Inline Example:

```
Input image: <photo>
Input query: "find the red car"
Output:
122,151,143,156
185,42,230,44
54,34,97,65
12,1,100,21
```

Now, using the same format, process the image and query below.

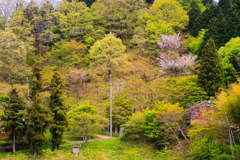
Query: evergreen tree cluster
3,66,67,156
188,0,240,50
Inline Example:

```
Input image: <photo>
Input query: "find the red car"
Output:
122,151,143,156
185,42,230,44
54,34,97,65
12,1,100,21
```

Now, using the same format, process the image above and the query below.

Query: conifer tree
49,72,68,150
26,66,50,157
190,4,217,37
4,88,26,153
187,0,201,34
198,38,225,97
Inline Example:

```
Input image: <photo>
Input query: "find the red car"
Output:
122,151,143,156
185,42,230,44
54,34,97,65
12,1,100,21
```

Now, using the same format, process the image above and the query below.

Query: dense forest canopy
0,0,240,159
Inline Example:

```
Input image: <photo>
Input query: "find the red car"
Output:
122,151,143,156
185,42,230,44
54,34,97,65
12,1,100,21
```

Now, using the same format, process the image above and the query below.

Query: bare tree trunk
115,125,118,134
86,135,88,143
159,116,188,156
229,129,234,157
13,131,15,153
177,125,190,143
224,110,236,157
34,150,37,158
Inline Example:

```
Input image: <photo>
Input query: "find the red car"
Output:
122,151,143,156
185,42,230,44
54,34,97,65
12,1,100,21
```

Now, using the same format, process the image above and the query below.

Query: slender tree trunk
86,135,88,143
13,131,15,153
177,125,190,143
159,116,188,156
224,110,236,157
229,130,234,157
34,150,37,158
115,125,118,134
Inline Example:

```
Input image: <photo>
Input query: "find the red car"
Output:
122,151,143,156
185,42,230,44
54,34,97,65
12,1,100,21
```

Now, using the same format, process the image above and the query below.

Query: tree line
0,0,240,159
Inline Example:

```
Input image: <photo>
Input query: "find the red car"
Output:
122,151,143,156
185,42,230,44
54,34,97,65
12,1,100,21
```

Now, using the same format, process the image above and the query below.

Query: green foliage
218,37,240,83
190,4,216,37
148,0,189,32
0,94,7,103
27,66,51,156
165,75,208,107
68,102,106,143
157,147,179,160
49,72,68,150
215,83,240,125
189,138,233,160
135,0,188,58
145,19,174,48
90,0,146,41
122,112,145,141
3,88,26,152
141,109,163,140
40,1,58,47
42,149,57,160
188,29,206,55
188,110,235,160
46,39,89,68
191,0,240,50
106,97,132,127
57,0,89,39
187,0,201,34
89,33,128,76
0,30,29,83
198,38,225,97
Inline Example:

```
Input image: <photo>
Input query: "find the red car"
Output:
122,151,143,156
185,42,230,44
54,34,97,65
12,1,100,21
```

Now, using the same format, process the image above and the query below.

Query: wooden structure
187,101,215,125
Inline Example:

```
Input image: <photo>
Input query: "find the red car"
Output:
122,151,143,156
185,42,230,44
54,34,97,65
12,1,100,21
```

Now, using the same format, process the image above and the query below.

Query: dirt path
67,134,110,144
94,134,110,140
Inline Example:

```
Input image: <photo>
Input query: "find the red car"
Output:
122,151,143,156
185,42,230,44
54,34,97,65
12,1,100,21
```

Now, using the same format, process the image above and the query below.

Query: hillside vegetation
0,0,240,159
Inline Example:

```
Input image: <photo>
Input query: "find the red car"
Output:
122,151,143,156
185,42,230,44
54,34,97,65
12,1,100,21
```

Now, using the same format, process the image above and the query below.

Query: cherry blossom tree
157,33,197,76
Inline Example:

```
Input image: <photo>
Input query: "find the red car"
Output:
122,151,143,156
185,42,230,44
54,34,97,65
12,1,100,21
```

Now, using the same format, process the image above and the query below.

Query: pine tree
187,0,201,34
198,38,225,97
27,66,50,157
49,72,68,150
4,88,26,153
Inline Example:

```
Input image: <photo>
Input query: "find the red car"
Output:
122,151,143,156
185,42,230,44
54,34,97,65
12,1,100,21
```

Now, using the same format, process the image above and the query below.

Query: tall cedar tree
187,0,201,34
49,72,68,150
190,4,217,37
198,38,225,97
4,88,26,153
192,0,240,54
27,66,50,157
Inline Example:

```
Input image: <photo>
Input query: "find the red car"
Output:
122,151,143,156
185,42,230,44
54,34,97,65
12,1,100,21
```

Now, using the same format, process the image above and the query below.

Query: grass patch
0,138,160,160
98,131,120,137
63,129,82,141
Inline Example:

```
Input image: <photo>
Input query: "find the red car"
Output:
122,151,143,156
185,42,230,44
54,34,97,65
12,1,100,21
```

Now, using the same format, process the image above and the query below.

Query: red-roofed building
187,101,215,125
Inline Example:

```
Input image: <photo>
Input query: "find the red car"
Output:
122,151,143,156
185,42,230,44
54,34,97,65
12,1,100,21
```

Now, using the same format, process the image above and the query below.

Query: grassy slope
0,138,160,160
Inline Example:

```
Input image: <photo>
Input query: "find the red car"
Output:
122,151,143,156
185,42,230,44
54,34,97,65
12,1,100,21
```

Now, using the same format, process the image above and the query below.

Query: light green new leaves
0,30,27,68
148,0,189,32
57,0,89,38
89,33,128,75
218,37,240,83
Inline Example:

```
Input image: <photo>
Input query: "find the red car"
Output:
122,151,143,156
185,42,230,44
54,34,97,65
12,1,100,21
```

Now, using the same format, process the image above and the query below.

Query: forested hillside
0,0,240,159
